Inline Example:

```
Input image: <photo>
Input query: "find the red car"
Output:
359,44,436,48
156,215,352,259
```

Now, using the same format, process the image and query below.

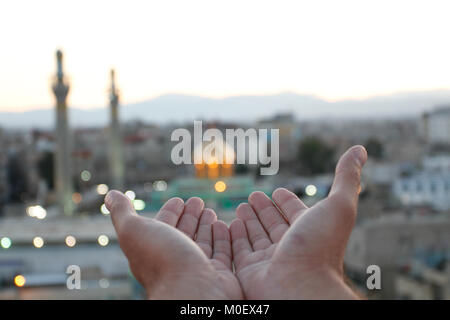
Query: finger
271,188,308,224
248,191,289,243
236,203,272,251
195,209,217,258
230,218,252,269
105,190,138,233
329,145,367,211
212,221,232,269
105,191,155,276
155,197,185,227
176,197,204,239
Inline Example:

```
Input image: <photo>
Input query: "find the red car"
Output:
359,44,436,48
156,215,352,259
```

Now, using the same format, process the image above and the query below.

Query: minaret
108,69,124,190
52,50,73,216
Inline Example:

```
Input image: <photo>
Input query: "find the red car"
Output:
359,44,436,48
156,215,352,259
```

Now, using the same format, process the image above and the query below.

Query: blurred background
0,0,449,299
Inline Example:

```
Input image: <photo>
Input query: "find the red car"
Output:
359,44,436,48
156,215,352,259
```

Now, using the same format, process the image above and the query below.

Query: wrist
297,268,359,300
267,262,359,300
146,271,229,300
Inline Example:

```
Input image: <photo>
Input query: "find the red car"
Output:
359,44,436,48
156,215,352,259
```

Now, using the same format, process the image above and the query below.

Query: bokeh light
65,235,77,247
33,236,44,248
97,184,109,195
305,184,317,197
98,235,109,246
1,237,12,249
14,275,26,287
133,199,145,211
99,278,110,289
214,181,227,193
125,190,136,200
72,192,82,204
27,205,47,219
80,170,91,182
153,180,167,192
100,204,110,215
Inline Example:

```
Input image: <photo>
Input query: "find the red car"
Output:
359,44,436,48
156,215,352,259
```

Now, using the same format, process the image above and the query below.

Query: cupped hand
105,192,243,299
229,145,367,299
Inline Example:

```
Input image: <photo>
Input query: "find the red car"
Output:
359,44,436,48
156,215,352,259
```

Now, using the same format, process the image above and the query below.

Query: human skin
228,145,367,299
106,145,367,299
105,193,243,299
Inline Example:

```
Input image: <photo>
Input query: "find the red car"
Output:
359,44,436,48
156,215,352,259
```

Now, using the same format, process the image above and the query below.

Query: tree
297,136,335,175
365,138,384,160
7,152,28,202
235,164,249,175
37,151,55,190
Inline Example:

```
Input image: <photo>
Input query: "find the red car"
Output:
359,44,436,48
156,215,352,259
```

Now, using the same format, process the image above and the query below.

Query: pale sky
1,0,450,112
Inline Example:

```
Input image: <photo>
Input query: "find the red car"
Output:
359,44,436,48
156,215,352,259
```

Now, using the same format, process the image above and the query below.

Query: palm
106,192,243,299
107,145,366,300
230,146,366,299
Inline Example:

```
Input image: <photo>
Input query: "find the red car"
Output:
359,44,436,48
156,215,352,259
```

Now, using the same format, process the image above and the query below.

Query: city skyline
1,0,450,112
2,89,450,129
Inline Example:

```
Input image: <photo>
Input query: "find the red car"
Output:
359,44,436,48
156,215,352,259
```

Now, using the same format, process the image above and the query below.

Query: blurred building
393,173,450,211
51,50,73,216
108,69,124,191
257,113,301,164
345,214,450,299
423,106,450,144
149,137,272,211
395,259,449,300
423,154,450,172
393,154,450,211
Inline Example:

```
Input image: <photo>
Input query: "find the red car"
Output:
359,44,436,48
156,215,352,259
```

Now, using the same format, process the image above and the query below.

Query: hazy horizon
1,89,448,129
1,87,450,114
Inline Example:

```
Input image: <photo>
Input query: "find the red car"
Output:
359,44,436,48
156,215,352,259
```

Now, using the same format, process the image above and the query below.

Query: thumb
105,190,137,233
329,145,367,206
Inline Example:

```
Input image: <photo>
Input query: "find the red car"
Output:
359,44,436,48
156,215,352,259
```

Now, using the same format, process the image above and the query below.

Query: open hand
105,193,243,299
229,145,367,299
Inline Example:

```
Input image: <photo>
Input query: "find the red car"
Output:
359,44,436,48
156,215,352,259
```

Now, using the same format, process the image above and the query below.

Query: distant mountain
1,90,450,129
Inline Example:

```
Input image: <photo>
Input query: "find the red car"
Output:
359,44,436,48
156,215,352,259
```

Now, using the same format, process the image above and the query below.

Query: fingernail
104,191,116,209
354,146,367,167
